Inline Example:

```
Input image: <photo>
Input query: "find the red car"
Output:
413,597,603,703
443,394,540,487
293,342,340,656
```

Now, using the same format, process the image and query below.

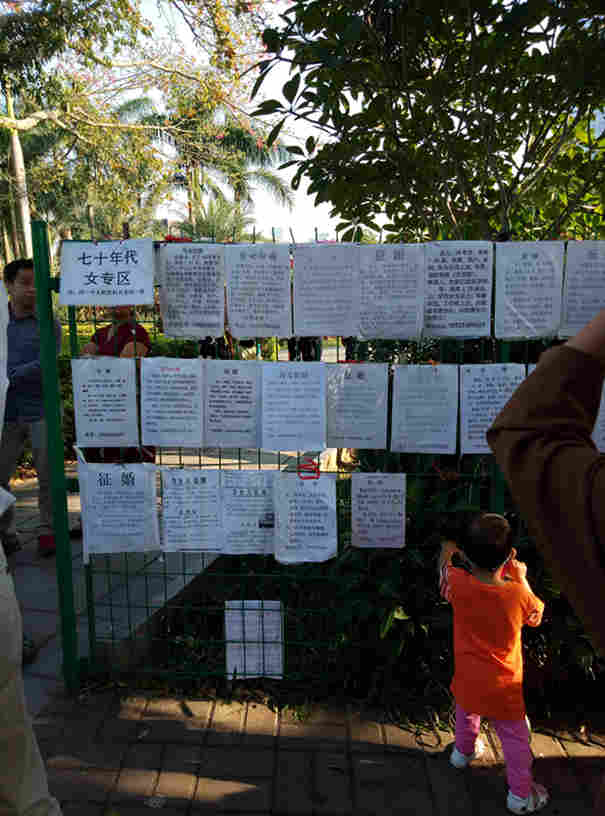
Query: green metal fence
32,220,553,696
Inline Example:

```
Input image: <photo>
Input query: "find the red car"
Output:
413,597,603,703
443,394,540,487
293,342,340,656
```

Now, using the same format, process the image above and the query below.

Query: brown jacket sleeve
487,345,605,654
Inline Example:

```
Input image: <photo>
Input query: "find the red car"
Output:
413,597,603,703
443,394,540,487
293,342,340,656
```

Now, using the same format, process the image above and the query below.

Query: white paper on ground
71,357,139,447
261,362,326,451
274,473,337,564
160,468,222,552
560,241,605,337
424,241,493,337
495,242,564,338
351,473,406,549
359,244,425,339
204,360,261,449
157,243,224,337
80,462,160,560
293,243,360,336
225,244,292,338
391,364,459,454
221,470,277,555
326,363,388,449
141,357,203,447
59,239,154,305
225,600,283,679
460,364,526,454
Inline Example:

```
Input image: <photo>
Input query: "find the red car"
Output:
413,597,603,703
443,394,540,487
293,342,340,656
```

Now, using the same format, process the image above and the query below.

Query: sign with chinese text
60,240,154,305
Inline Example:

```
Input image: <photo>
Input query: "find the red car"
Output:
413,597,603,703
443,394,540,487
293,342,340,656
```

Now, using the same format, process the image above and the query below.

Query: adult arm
487,334,605,653
8,319,62,385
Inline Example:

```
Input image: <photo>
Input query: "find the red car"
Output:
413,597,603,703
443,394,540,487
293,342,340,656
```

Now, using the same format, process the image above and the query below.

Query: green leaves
283,74,301,104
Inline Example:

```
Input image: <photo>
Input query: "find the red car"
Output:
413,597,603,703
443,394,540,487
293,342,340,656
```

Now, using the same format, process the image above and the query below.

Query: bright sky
148,0,341,242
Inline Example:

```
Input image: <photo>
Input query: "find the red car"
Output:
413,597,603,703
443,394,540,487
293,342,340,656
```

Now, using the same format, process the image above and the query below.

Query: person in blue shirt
0,259,61,558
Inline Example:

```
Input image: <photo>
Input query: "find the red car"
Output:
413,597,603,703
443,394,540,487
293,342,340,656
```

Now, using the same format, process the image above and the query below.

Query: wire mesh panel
38,227,560,700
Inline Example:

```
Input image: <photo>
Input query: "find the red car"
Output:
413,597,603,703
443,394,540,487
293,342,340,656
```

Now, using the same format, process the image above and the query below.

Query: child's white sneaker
506,784,549,814
449,738,485,769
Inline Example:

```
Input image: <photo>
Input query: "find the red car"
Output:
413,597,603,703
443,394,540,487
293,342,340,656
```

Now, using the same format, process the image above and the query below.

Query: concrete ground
7,478,605,814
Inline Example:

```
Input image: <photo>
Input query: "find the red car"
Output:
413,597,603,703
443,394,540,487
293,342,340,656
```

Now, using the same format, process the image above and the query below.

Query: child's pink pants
455,704,533,798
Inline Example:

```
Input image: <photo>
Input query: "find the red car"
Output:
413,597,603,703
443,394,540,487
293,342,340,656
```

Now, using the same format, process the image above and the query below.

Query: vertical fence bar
490,339,511,514
32,220,79,693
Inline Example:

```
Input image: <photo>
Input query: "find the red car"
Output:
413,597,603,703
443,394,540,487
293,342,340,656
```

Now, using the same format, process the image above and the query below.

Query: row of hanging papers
60,239,605,340
72,358,605,457
78,464,405,564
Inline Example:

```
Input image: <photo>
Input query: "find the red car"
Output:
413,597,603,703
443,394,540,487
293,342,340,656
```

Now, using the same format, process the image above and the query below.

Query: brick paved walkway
33,693,605,814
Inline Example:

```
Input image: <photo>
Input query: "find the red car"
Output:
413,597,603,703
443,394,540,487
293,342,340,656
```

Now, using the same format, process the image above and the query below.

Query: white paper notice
161,468,222,552
326,363,388,449
71,357,138,447
460,364,525,454
225,244,291,338
157,243,224,337
391,364,459,454
293,243,360,336
225,600,283,679
221,470,276,555
351,473,406,548
424,242,493,337
274,473,337,564
560,242,605,337
592,384,605,452
359,244,425,339
141,357,203,447
60,240,154,305
495,242,564,338
205,360,261,449
261,362,326,451
81,463,160,559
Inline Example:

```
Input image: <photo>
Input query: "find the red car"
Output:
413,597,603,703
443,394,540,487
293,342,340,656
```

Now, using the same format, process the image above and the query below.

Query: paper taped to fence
424,241,493,337
261,362,326,451
225,600,283,679
274,473,337,564
560,241,605,337
495,241,564,338
71,357,139,447
359,244,425,339
80,462,160,560
205,360,261,449
161,468,222,552
460,364,526,454
221,470,276,555
352,473,406,548
293,243,360,337
157,243,225,337
60,239,154,305
326,363,388,449
141,357,203,447
391,364,459,454
225,244,291,338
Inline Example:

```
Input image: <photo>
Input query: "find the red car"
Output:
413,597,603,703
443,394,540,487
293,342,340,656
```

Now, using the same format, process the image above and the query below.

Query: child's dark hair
460,513,513,571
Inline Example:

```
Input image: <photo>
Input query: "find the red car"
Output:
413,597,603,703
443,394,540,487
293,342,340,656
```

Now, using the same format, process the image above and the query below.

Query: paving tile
467,765,509,814
46,763,117,802
314,751,353,815
273,751,314,815
60,803,104,816
109,743,162,803
206,701,246,745
348,706,385,753
278,706,348,751
199,747,275,779
424,751,474,816
242,702,277,746
97,695,148,742
193,777,272,812
13,565,61,612
354,751,432,816
156,744,201,805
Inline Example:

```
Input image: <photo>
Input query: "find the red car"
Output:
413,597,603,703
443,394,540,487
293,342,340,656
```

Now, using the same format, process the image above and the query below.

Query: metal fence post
32,220,79,693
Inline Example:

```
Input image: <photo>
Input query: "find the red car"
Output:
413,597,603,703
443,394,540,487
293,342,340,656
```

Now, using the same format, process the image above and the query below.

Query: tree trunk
1,219,12,266
5,85,32,257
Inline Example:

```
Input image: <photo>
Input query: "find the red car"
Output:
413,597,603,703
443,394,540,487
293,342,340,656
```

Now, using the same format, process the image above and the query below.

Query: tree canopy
253,1,605,240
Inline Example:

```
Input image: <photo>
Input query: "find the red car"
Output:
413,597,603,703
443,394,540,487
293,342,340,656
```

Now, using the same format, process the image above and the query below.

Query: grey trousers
0,421,52,538
0,562,62,815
